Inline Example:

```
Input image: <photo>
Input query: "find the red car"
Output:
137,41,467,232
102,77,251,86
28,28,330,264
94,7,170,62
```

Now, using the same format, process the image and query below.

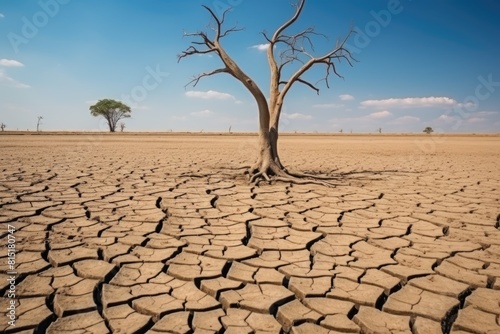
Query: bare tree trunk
251,88,274,175
269,104,284,170
108,116,115,132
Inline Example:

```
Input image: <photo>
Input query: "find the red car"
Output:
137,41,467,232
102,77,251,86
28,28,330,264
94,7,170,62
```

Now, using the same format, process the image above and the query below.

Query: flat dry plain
0,133,499,334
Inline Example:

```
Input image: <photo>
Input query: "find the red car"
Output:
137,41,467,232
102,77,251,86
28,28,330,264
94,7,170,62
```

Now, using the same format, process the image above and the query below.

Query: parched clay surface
0,133,499,333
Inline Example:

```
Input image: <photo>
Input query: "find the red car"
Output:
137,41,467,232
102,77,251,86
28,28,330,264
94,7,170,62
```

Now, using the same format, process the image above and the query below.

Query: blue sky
0,0,499,133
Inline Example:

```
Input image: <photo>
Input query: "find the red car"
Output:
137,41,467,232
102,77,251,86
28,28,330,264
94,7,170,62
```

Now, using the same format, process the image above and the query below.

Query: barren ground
1,133,499,333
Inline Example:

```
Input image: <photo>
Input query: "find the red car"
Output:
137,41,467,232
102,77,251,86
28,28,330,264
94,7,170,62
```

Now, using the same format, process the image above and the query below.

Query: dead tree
36,116,43,132
179,0,355,184
119,122,126,132
0,123,5,131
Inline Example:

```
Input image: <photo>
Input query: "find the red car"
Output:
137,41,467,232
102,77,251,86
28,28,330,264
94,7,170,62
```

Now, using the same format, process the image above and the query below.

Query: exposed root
219,165,251,171
271,176,338,187
248,161,339,187
286,169,342,180
249,163,261,175
249,170,271,183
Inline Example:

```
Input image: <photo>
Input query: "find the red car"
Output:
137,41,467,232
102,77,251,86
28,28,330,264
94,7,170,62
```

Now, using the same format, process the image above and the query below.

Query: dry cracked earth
0,133,499,334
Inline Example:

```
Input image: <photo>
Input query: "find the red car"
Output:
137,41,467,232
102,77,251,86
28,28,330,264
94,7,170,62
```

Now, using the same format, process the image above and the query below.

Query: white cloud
437,114,455,122
185,90,237,101
190,109,214,117
0,60,28,88
472,111,498,117
361,96,457,108
339,94,354,101
458,101,476,109
394,115,420,123
389,115,420,126
250,43,269,51
0,69,30,88
312,103,344,109
0,13,4,18
368,110,392,119
283,112,312,120
436,111,498,125
467,117,486,123
0,59,24,67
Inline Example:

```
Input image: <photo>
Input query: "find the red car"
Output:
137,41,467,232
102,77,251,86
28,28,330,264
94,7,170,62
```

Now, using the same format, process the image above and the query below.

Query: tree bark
269,103,284,170
108,120,115,132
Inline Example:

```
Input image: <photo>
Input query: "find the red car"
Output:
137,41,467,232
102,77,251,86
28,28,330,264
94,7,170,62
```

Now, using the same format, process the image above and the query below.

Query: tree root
285,169,342,180
270,175,338,187
249,170,270,183
248,161,339,187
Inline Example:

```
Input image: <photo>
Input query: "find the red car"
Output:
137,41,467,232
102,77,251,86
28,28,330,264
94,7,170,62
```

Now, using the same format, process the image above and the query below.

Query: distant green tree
90,99,131,132
423,126,434,134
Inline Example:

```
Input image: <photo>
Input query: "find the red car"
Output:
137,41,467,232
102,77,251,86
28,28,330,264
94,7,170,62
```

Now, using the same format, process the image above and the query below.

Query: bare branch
184,31,215,47
220,25,244,38
261,31,272,43
277,58,295,75
178,6,243,66
201,5,223,41
263,0,356,105
279,78,320,94
219,6,232,25
179,4,268,119
267,0,335,103
200,6,242,41
296,78,320,94
318,28,356,62
178,45,218,62
274,27,326,53
277,27,356,100
186,67,230,87
272,0,306,41
267,0,306,101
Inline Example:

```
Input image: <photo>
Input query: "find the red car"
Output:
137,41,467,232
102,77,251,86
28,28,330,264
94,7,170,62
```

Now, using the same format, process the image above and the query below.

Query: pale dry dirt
0,133,499,334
